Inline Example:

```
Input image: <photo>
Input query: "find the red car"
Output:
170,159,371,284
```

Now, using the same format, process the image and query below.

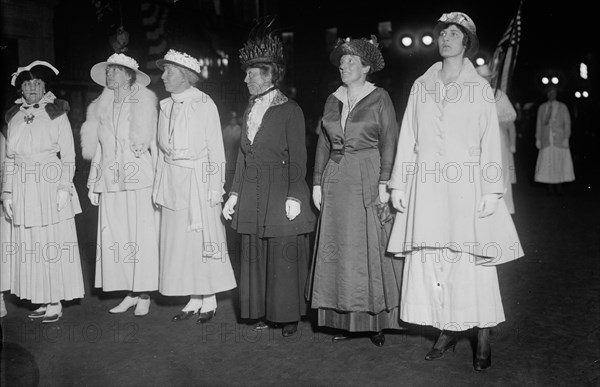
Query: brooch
24,113,35,124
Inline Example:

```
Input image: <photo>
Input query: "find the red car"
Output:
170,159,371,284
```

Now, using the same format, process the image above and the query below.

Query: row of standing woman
1,11,524,371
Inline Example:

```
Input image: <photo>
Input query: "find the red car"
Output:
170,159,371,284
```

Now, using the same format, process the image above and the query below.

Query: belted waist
13,151,59,166
329,147,378,163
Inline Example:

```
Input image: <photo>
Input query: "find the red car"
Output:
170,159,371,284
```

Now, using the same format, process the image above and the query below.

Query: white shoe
28,305,47,319
134,298,150,316
42,303,62,324
109,296,139,314
0,295,7,318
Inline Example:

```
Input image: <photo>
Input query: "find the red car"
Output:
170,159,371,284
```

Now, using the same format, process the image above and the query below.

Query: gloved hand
222,195,238,220
390,190,407,212
312,185,322,211
378,183,390,204
88,188,99,206
285,199,301,221
477,194,500,218
130,143,148,158
535,140,541,150
510,145,516,154
57,190,69,211
2,199,13,221
207,190,223,207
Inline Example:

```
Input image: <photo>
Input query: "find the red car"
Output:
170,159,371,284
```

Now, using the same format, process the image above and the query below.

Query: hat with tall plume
434,11,479,57
329,35,385,73
239,17,284,69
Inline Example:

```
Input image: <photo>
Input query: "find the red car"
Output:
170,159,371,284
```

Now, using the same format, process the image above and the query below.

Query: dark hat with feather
239,17,284,69
330,35,385,74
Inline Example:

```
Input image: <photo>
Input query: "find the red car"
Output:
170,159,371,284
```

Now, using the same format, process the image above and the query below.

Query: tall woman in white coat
388,12,524,371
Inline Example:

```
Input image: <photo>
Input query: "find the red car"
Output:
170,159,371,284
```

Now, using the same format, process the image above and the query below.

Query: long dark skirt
239,233,310,323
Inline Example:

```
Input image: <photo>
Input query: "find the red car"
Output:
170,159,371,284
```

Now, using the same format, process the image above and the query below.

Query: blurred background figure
477,64,518,213
534,86,575,194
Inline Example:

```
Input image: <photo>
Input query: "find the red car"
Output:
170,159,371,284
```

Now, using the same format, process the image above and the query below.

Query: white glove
378,183,390,204
57,190,69,211
390,190,407,212
510,145,516,154
477,194,500,218
312,185,322,211
130,143,148,158
207,190,223,207
285,199,301,221
535,140,541,150
3,199,13,221
222,195,238,220
88,188,99,206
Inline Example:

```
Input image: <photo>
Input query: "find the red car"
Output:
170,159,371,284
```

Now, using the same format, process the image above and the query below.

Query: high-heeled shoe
109,295,139,314
331,332,350,342
134,298,150,317
425,332,458,360
473,328,492,371
196,309,216,324
172,310,198,322
28,305,47,319
42,303,62,324
370,331,385,347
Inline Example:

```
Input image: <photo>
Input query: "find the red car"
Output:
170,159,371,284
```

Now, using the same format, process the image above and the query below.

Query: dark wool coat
229,90,316,237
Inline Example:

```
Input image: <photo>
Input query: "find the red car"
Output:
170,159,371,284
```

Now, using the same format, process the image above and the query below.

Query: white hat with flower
155,49,201,76
90,53,151,87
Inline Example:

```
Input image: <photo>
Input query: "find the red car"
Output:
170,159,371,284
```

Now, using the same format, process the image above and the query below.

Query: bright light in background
551,76,559,84
583,91,589,98
580,62,588,79
475,57,485,66
575,91,581,98
401,36,413,47
541,77,549,85
421,34,433,46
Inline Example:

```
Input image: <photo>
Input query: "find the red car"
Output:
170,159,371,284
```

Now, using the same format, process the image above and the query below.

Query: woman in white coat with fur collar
81,54,160,316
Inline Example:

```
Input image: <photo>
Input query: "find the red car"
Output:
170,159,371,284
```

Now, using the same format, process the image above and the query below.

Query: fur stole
4,99,70,124
80,85,158,160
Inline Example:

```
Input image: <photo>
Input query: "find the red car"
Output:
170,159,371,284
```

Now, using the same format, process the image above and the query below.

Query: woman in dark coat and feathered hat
222,22,316,337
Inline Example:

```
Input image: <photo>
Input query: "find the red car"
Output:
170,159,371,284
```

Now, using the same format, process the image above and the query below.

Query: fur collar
80,85,158,160
4,99,70,124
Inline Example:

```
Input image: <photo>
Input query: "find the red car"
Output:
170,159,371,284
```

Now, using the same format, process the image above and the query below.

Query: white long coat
388,59,523,266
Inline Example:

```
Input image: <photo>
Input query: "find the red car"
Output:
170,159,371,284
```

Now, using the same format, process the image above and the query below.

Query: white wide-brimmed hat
156,49,201,76
11,60,60,86
90,53,151,87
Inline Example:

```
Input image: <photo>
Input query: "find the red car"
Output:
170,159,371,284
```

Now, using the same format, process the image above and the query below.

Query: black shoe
282,322,298,337
172,310,197,322
370,331,385,347
331,332,350,342
473,328,492,371
196,309,216,324
474,353,492,371
425,331,458,360
253,321,269,331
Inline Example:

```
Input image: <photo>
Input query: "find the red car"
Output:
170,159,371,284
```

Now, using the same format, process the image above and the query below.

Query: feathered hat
434,11,479,58
329,35,385,73
239,17,284,69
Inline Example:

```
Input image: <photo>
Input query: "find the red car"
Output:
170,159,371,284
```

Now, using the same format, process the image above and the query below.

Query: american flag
490,0,523,93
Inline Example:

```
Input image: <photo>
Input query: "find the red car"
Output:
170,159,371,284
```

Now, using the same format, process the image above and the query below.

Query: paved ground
1,128,599,387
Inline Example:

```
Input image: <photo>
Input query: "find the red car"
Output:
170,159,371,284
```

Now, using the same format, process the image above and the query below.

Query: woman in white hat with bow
388,12,524,370
2,60,84,323
154,49,236,323
80,53,160,316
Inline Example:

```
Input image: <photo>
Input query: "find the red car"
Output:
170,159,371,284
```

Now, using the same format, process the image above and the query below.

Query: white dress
2,96,84,303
